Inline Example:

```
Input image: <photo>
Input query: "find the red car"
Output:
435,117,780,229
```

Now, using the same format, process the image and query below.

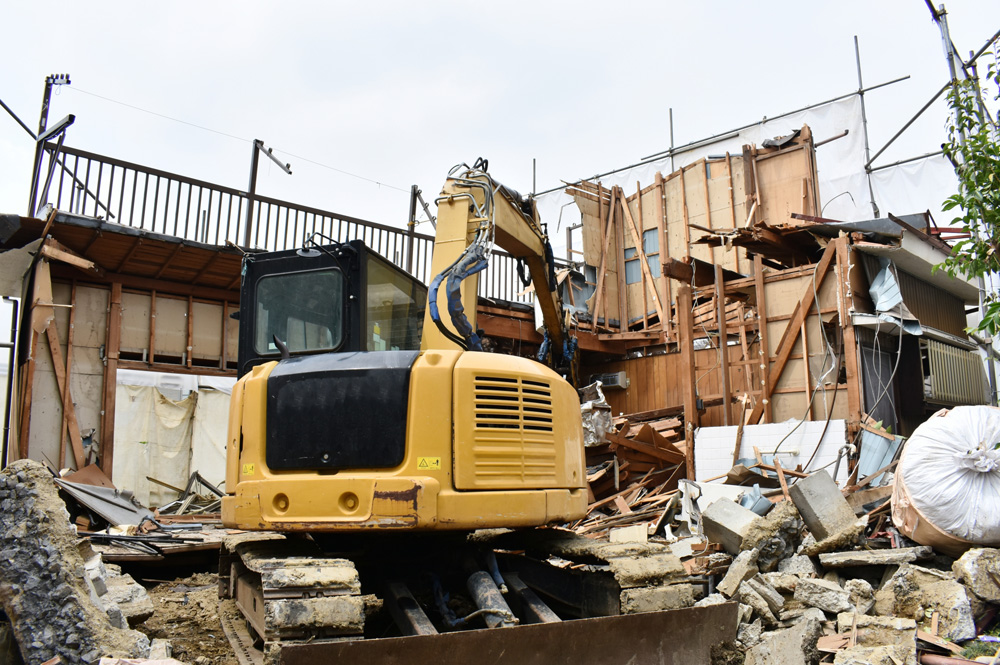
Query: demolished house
1,105,999,663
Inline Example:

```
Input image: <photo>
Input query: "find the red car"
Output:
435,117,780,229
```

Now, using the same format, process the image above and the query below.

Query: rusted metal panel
280,603,738,665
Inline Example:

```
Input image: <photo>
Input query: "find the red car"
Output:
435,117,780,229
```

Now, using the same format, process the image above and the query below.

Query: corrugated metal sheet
898,270,967,337
923,339,989,406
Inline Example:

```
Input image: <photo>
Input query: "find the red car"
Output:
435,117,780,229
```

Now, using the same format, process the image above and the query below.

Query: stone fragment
747,575,785,615
778,555,817,577
739,581,777,626
833,645,914,665
609,524,648,543
779,606,826,627
718,548,760,598
620,584,695,613
104,574,155,627
148,639,172,659
819,546,935,569
834,613,916,665
702,499,761,555
788,470,856,542
744,615,822,665
822,570,842,586
953,547,1000,603
844,578,874,614
741,501,805,572
737,618,764,648
794,577,852,614
761,572,801,595
694,593,728,607
873,564,975,642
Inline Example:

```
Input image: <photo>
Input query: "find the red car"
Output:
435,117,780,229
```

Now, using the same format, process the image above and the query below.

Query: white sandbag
892,406,1000,546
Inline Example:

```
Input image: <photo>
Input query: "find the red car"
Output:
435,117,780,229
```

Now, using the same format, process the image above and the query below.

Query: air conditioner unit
590,371,629,390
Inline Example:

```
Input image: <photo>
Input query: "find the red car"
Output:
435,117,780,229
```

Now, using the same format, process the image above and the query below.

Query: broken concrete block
761,572,800,595
738,603,754,624
818,546,935,569
702,498,761,555
778,555,817,577
844,578,875,614
609,524,648,543
104,574,155,627
607,552,686,588
84,555,108,597
737,618,764,648
953,547,1000,603
793,577,852,614
747,575,785,615
620,583,695,613
744,614,822,665
834,613,917,665
833,645,915,665
874,564,975,642
788,470,855,542
739,581,778,626
694,592,728,607
718,548,760,598
741,501,804,572
148,639,172,660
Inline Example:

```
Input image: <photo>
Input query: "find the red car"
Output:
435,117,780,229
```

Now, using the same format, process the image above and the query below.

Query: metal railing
33,143,533,303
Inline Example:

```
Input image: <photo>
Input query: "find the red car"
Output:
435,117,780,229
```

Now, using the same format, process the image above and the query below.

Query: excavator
218,161,732,663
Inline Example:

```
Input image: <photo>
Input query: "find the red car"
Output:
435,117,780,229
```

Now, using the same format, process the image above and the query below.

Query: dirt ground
140,573,239,665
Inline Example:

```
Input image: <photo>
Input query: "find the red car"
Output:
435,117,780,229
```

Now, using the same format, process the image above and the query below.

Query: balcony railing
33,143,534,304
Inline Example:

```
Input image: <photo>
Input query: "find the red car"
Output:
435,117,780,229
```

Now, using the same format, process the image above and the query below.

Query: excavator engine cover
266,350,419,470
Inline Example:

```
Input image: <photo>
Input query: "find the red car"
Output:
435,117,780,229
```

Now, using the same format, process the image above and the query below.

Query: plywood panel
121,292,151,354
192,301,223,360
155,296,188,359
755,146,814,226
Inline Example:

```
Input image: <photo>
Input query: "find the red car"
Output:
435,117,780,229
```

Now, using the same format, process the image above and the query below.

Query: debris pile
0,460,153,664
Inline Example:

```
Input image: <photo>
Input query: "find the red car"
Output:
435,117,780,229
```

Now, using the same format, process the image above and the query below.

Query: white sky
2,1,999,236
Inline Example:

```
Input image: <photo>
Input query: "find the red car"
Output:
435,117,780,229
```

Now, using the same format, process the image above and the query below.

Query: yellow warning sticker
417,456,441,471
242,463,255,475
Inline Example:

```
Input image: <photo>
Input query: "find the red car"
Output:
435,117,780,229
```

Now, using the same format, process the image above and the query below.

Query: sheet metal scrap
54,478,154,527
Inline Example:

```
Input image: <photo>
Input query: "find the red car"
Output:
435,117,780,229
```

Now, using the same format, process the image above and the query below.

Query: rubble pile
0,460,154,664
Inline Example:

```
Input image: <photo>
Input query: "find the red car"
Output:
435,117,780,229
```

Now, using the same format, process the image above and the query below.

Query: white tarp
111,385,228,508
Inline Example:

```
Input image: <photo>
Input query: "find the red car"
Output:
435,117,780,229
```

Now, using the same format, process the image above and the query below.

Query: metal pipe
466,570,518,628
855,36,879,217
2,297,20,469
868,149,945,173
865,83,950,170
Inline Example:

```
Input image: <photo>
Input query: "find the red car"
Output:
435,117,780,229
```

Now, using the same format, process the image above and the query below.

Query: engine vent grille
468,375,556,485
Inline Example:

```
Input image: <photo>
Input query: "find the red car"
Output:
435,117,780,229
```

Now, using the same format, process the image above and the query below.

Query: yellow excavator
219,161,588,650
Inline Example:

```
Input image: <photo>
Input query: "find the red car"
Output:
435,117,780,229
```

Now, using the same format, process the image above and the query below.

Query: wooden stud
774,457,791,501
747,241,838,424
732,397,748,468
621,187,665,328
59,281,78,468
45,323,86,469
100,282,122,477
614,188,628,332
678,284,699,438
116,237,143,273
836,239,863,428
801,319,813,419
679,169,691,259
725,153,738,272
154,244,185,279
17,330,40,462
186,295,194,368
754,255,773,423
715,264,731,426
654,172,671,338
221,300,229,370
592,185,615,331
636,183,648,330
701,160,716,265
148,290,157,365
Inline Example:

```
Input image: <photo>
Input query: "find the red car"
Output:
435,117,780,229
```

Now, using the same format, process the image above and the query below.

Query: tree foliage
938,51,1000,335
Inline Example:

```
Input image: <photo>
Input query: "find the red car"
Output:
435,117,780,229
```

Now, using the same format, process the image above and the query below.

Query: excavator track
220,528,735,664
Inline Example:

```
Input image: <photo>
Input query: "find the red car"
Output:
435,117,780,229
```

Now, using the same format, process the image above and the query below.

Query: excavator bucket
280,603,738,665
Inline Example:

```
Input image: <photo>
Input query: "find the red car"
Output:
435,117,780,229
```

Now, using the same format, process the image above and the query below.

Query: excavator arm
420,160,576,380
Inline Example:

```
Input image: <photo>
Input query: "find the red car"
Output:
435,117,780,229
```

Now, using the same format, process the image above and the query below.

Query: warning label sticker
242,463,255,475
416,456,441,470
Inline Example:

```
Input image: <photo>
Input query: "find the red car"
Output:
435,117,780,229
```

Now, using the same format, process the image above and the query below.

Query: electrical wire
65,86,410,194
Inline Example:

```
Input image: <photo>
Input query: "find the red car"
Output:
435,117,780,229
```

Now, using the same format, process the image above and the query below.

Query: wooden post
592,185,615,331
678,284,699,480
679,168,691,259
148,290,157,365
836,238,863,429
715,264,731,426
221,300,228,370
46,323,85,469
725,153,738,273
61,281,77,468
100,282,122,476
654,173,670,337
17,331,39,461
614,187,628,332
186,295,194,368
702,160,716,265
636,183,649,330
754,255,773,423
801,319,813,419
621,188,665,327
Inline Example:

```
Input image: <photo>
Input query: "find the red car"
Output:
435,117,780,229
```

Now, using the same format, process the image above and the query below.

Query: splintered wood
573,413,688,537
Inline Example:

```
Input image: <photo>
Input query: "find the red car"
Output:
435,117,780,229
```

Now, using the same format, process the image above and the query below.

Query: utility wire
65,86,410,194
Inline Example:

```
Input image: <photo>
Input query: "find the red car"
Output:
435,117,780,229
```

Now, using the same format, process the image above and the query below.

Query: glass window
642,229,659,255
366,256,428,351
255,269,343,355
625,259,641,285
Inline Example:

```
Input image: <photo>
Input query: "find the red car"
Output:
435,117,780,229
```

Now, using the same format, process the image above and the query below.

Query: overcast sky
2,1,999,240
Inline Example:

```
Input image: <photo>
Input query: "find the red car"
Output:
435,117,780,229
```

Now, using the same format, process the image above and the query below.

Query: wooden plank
747,241,837,424
613,495,633,514
59,281,78,469
774,458,791,501
620,190,665,327
715,264,731,426
590,185,614,330
635,185,648,330
654,173,670,338
186,295,194,369
100,282,123,476
606,430,685,465
17,330,40,462
220,300,229,370
801,319,812,419
614,188,627,332
40,241,103,275
701,160,716,265
45,323,86,469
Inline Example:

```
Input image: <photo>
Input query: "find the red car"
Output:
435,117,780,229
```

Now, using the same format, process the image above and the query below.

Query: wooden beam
39,240,104,276
754,255,773,423
679,169,691,259
747,240,838,424
701,160,716,265
148,290,157,365
154,243,185,279
836,239,863,426
45,323,86,469
186,295,194,368
17,331,40,462
192,253,219,283
60,281,78,468
605,430,685,465
116,237,143,273
715,264,731,426
725,153,738,273
48,264,241,304
591,184,615,331
654,172,671,339
100,282,122,476
636,183,649,330
614,188,627,332
678,283,699,438
220,300,229,370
